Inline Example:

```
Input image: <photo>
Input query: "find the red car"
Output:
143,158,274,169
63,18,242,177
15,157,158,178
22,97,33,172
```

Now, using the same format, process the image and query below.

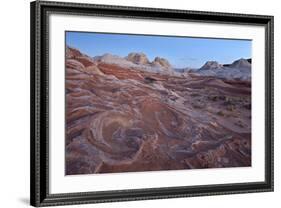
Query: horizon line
66,44,252,69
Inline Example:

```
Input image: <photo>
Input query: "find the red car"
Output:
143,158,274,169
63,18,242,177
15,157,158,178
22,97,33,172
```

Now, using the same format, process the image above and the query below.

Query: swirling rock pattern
65,47,251,175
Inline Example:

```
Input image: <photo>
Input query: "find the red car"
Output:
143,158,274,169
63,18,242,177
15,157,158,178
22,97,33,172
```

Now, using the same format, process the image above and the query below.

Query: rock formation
151,57,172,70
66,46,82,59
229,58,251,69
94,52,174,74
65,46,251,175
199,61,223,70
126,52,150,65
196,59,251,81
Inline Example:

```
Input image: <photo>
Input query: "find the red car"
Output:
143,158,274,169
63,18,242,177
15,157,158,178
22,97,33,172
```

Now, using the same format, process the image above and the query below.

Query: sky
66,31,251,69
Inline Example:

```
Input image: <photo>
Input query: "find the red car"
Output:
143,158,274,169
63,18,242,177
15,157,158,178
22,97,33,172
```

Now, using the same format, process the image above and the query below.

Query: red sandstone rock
65,47,251,175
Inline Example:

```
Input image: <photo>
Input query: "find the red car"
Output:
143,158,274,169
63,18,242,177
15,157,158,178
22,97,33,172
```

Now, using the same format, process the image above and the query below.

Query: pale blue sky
66,31,251,68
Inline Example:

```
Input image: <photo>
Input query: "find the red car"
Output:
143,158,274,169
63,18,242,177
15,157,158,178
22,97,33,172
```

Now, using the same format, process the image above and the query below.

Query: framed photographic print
30,0,274,207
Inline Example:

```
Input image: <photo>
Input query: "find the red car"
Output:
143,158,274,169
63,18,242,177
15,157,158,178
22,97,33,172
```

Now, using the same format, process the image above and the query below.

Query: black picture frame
30,0,274,207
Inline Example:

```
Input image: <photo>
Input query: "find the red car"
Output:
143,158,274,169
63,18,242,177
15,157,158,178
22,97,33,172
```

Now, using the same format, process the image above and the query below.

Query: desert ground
65,46,251,175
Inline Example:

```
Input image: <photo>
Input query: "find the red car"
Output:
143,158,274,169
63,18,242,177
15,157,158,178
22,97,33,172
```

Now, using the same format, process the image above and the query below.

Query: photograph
30,1,273,206
65,31,252,175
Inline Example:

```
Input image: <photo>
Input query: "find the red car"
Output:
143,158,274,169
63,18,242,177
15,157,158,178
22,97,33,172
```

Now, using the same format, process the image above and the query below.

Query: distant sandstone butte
196,59,251,81
229,58,251,69
152,57,172,70
96,53,134,67
126,52,150,65
126,52,172,71
199,61,223,70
